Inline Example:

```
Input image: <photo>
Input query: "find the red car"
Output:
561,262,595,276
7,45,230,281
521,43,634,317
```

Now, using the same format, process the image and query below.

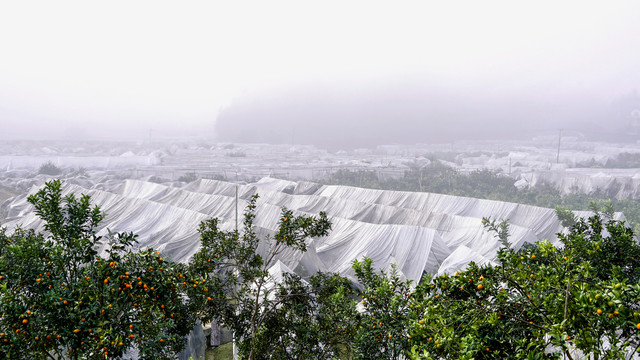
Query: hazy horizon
1,1,639,145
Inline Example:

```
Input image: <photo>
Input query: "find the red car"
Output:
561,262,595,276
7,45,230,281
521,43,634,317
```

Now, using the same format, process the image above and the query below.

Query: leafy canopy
0,180,196,360
408,211,640,360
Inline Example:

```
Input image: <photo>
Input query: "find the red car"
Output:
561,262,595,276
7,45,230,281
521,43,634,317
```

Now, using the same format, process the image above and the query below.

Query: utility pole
233,170,239,360
235,171,239,232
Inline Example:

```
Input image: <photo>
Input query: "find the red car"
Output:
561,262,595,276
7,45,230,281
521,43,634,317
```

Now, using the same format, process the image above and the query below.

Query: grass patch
207,342,233,360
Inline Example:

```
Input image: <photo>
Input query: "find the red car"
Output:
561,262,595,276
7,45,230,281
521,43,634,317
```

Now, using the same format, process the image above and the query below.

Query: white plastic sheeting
1,177,617,284
0,155,158,171
525,168,640,199
435,245,497,276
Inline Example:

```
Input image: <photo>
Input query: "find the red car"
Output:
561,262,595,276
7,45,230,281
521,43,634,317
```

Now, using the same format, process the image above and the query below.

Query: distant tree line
576,152,640,169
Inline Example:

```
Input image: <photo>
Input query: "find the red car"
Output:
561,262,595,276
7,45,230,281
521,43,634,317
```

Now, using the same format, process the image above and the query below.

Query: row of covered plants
321,163,640,234
2,180,640,359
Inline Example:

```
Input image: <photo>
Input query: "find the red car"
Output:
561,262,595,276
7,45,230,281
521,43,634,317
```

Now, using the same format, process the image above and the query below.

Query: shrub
38,161,62,176
178,172,198,183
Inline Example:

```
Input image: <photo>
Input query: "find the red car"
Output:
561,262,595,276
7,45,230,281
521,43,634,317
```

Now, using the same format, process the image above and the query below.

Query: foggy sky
1,1,639,143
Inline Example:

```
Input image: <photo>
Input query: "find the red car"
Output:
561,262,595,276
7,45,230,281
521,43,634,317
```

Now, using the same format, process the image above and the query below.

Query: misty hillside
215,81,640,149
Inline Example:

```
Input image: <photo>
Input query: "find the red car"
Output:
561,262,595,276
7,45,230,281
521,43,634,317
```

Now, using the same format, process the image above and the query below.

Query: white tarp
1,177,619,284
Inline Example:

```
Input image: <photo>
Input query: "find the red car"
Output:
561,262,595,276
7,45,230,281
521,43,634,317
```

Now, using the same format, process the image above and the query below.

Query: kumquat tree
407,209,640,360
249,259,415,360
0,180,196,360
187,194,417,360
252,257,415,360
241,270,359,360
188,194,333,360
352,257,414,360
